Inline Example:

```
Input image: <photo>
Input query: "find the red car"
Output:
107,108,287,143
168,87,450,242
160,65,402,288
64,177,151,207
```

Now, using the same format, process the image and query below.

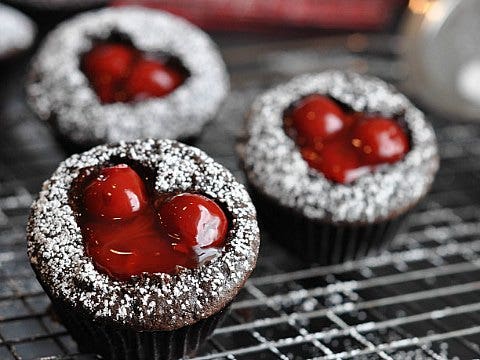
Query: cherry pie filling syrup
70,163,229,280
284,95,411,184
81,39,189,104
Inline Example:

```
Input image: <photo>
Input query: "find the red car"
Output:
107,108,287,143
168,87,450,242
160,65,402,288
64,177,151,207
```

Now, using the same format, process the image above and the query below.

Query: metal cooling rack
1,31,480,360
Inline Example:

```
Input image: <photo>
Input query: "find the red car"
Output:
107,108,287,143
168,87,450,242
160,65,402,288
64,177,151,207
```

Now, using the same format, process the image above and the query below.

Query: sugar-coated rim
243,71,439,224
27,139,259,331
27,7,229,145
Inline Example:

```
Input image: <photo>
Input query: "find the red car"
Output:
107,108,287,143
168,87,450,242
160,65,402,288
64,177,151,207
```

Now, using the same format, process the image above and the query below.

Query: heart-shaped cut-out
81,42,187,104
284,95,410,184
75,164,228,280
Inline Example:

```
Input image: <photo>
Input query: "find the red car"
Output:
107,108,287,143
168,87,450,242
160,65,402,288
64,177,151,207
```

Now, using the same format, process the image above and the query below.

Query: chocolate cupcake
240,71,439,264
27,139,259,359
0,4,36,61
27,7,229,147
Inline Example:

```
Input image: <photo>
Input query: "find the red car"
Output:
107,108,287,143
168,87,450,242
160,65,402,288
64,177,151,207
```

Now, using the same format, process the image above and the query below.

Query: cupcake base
249,186,408,265
49,296,228,360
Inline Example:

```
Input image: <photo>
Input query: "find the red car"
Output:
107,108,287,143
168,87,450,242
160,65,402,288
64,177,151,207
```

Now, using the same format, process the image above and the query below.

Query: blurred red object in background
111,0,407,32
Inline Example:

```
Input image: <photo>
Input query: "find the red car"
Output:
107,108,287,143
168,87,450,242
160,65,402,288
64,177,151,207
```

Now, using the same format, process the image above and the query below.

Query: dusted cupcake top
0,4,36,60
27,139,259,331
27,7,229,145
243,71,439,224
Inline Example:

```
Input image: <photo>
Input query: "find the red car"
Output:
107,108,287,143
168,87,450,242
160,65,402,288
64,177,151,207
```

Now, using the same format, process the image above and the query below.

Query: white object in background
0,4,36,60
402,0,480,120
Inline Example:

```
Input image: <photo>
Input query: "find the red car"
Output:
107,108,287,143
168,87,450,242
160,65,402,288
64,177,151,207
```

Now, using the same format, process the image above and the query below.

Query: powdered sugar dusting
27,7,229,145
27,139,259,331
243,71,439,223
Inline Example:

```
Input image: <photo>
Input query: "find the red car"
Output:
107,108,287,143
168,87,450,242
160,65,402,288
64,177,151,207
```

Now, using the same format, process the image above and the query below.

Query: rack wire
1,33,480,359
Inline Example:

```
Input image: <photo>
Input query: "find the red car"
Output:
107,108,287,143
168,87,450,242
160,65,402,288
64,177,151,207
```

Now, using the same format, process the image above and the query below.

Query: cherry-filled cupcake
27,7,229,147
240,71,439,264
27,139,259,359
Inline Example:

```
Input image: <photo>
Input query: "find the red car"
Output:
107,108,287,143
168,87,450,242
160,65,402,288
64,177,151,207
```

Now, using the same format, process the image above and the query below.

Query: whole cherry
83,164,148,221
82,44,137,103
352,117,410,165
157,193,228,249
289,95,351,147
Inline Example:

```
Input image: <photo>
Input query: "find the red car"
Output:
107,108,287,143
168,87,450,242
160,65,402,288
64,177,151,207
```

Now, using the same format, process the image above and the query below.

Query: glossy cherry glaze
81,42,187,104
74,164,228,280
285,95,410,184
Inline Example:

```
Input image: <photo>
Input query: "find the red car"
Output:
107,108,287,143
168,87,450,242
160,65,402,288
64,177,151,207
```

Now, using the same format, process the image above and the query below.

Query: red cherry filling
285,95,410,184
81,42,186,104
77,164,228,280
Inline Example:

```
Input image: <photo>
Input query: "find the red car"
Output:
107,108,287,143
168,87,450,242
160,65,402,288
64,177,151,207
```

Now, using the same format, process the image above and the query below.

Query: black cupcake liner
249,186,408,265
46,294,228,360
